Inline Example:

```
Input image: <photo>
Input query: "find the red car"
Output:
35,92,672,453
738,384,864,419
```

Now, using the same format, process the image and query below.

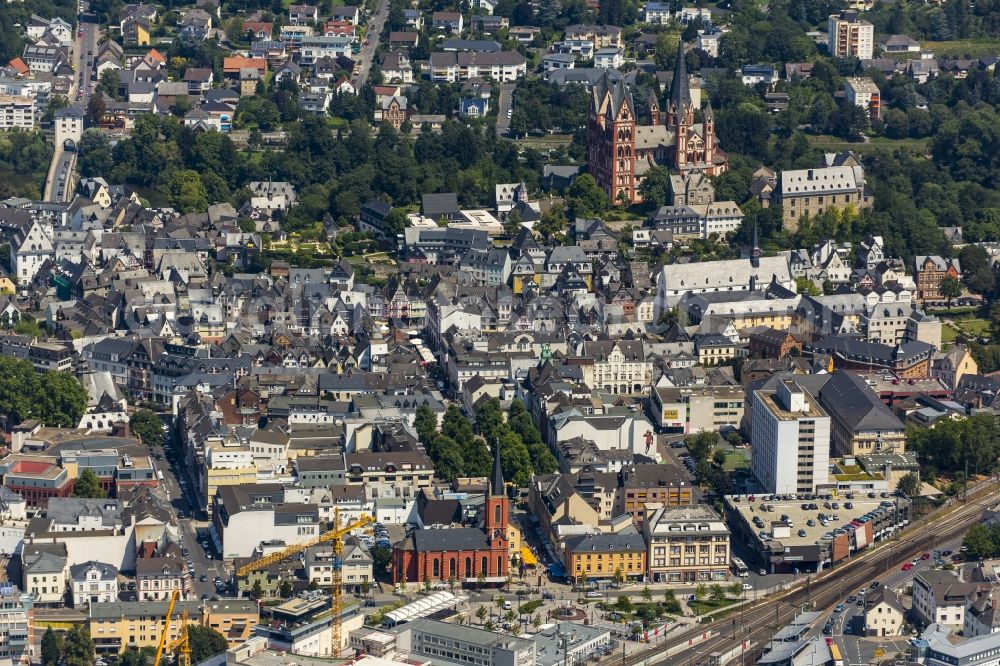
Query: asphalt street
44,9,97,202
354,0,388,88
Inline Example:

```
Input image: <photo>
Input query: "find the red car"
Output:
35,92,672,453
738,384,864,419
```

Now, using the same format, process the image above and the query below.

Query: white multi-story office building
750,379,831,494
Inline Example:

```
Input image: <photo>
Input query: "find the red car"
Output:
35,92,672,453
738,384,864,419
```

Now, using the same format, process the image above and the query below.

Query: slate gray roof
411,527,489,551
819,371,905,432
69,560,119,581
47,497,122,527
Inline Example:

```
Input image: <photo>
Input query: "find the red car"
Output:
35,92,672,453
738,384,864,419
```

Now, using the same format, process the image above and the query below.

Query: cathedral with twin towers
587,41,728,204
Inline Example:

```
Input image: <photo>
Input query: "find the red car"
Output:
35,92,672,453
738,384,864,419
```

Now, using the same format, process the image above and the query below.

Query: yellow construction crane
152,590,191,666
235,510,375,657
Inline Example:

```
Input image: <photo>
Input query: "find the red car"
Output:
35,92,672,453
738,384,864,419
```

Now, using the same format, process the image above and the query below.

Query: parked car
901,562,913,571
585,591,602,598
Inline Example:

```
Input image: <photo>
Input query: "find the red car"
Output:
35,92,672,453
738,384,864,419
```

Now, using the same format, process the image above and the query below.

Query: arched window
465,557,472,577
481,556,488,574
498,556,504,574
450,559,457,578
494,504,502,525
433,559,440,578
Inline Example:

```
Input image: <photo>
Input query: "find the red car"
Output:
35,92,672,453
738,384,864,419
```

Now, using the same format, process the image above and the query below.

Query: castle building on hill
587,41,727,204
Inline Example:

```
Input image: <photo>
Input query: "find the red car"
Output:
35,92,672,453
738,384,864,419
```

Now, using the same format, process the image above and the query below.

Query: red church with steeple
392,447,510,585
587,41,727,204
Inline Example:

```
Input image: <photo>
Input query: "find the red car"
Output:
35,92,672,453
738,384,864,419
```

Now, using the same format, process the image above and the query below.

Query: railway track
618,486,998,666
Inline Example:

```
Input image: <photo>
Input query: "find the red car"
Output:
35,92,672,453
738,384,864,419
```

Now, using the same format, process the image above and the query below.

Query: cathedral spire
669,39,691,111
490,443,505,497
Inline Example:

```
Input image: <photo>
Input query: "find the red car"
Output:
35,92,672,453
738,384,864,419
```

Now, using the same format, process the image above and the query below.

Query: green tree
794,277,821,296
897,472,921,498
963,524,999,560
615,595,633,613
168,169,209,213
62,625,95,666
654,30,680,69
728,582,743,599
939,275,962,308
959,244,995,295
251,580,264,600
78,129,113,178
72,469,107,499
118,646,155,666
566,174,608,217
85,94,106,127
97,68,122,99
685,431,717,462
693,583,708,615
642,586,652,601
279,580,294,598
187,626,229,663
638,166,671,207
476,605,488,625
709,584,726,604
371,545,392,578
42,95,69,124
41,627,60,666
36,372,88,427
0,357,40,425
130,409,164,447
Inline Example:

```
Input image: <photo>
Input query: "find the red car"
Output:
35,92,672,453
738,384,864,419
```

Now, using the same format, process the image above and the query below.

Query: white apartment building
643,504,730,583
750,379,831,494
429,51,527,83
844,77,880,119
70,561,119,607
911,570,977,630
0,95,35,130
298,36,351,65
828,11,874,59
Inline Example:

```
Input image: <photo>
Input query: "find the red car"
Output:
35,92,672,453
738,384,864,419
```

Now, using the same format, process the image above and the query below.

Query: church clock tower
485,445,509,550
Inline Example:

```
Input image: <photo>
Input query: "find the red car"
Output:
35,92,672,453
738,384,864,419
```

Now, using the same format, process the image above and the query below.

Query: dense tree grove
685,0,1000,266
80,111,545,236
414,404,493,483
475,398,558,486
130,409,165,447
907,413,1000,475
413,401,557,485
0,357,88,428
0,130,54,199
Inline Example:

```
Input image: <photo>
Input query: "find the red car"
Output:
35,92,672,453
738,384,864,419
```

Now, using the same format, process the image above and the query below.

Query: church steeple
485,444,509,548
668,39,691,113
490,443,505,497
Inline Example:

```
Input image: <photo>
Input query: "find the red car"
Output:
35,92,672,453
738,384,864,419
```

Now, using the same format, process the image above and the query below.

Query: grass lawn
806,134,929,154
511,134,573,150
691,597,740,615
921,38,1000,56
960,318,991,337
941,325,959,345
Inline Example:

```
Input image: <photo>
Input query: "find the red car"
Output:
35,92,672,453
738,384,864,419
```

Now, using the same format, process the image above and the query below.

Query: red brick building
392,449,510,585
749,328,803,359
